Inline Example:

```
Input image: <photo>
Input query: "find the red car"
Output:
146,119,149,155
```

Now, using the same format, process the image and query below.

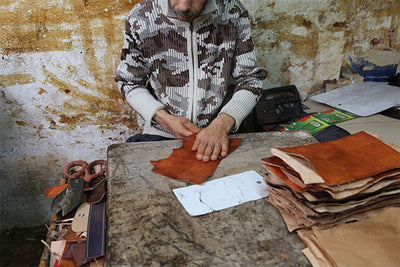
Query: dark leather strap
86,199,106,258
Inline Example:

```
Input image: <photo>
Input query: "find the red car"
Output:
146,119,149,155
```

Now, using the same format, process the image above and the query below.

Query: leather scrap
298,208,400,267
62,226,86,242
87,179,106,204
151,135,241,184
263,156,400,197
272,131,400,185
59,242,78,267
266,183,400,232
262,131,400,238
263,156,309,192
45,184,69,198
71,241,88,266
72,202,90,233
61,242,74,259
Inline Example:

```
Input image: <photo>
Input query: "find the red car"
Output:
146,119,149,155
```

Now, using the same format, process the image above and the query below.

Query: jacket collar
162,0,217,19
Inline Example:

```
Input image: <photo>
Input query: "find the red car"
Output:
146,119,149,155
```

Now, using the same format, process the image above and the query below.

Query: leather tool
51,160,87,216
51,160,107,216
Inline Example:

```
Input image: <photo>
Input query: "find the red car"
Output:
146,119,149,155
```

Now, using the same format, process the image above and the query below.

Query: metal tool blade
61,177,85,216
50,187,67,214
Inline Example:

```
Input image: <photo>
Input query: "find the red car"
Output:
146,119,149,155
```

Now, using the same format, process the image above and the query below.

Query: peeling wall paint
243,0,400,96
0,0,399,230
0,0,141,230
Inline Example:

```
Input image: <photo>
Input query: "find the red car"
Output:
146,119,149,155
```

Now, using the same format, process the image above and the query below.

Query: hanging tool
51,160,107,216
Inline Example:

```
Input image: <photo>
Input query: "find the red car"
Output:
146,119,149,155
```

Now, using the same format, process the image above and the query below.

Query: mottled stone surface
107,132,316,266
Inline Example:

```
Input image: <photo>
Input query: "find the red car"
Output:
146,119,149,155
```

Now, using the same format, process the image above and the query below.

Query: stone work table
107,132,316,266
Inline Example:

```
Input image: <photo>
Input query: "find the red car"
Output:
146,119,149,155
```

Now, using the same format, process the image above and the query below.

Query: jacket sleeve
219,6,267,131
115,15,165,124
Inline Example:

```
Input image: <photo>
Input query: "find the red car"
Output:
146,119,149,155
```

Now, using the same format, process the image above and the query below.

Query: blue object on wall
348,55,398,82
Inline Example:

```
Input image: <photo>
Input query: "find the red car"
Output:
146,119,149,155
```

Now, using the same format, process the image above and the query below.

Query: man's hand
153,109,200,138
192,113,235,162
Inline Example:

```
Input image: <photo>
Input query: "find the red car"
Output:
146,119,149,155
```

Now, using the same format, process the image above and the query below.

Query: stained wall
0,0,399,229
242,0,400,96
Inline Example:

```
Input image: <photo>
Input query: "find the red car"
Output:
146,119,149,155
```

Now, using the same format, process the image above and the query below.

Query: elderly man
115,0,267,162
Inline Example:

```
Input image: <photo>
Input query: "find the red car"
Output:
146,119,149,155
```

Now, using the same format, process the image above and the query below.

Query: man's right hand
153,109,200,139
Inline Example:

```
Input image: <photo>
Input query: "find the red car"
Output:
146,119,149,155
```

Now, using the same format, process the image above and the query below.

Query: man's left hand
192,113,235,162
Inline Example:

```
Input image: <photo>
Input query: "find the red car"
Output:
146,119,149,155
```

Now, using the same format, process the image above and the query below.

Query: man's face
169,0,208,22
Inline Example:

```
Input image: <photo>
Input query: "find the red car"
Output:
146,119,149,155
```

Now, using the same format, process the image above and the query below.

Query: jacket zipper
189,22,197,124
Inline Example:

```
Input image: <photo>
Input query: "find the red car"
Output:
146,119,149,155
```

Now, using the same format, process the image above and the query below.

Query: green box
284,109,358,134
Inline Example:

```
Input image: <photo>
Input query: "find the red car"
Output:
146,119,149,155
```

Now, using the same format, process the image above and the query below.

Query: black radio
255,85,304,126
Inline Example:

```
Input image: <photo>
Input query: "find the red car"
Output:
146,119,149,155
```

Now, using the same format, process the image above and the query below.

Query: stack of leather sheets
262,131,400,232
297,207,400,266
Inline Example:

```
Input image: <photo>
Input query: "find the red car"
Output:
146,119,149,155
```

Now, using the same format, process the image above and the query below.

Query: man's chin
177,14,196,22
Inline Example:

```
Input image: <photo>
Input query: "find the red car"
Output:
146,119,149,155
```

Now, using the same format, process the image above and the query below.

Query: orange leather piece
45,184,68,198
263,156,309,192
151,135,241,184
62,226,86,242
46,183,91,198
276,131,400,185
58,242,78,267
58,258,77,266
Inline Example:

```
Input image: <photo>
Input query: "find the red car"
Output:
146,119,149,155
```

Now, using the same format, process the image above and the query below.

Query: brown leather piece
263,132,400,235
61,242,74,259
151,135,241,184
275,131,400,185
59,257,77,267
59,242,78,267
71,241,88,266
266,183,400,232
62,226,86,242
87,179,106,204
298,208,400,267
262,156,309,192
263,156,400,197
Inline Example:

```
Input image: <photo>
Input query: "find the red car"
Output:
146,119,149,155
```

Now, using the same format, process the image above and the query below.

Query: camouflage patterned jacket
115,0,267,138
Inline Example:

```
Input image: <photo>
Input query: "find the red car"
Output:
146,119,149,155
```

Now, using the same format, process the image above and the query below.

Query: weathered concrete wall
0,0,141,230
242,0,400,96
0,0,399,230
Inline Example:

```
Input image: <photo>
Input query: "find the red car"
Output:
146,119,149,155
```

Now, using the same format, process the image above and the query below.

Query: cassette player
255,85,304,126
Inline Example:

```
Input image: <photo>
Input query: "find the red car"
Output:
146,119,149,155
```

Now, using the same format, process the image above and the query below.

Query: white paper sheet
311,82,400,116
173,170,269,216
